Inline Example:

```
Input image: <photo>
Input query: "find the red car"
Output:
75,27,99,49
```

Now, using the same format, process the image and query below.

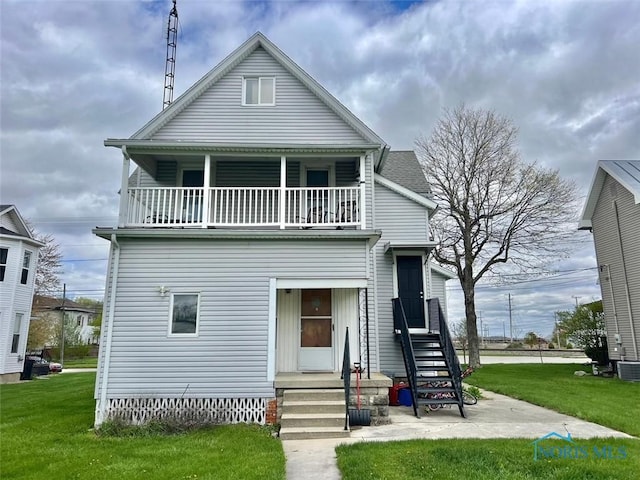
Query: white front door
298,289,334,371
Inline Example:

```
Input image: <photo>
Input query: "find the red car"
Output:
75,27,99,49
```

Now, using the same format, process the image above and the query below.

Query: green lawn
0,373,285,480
337,363,640,479
465,363,640,436
61,357,98,368
336,438,640,480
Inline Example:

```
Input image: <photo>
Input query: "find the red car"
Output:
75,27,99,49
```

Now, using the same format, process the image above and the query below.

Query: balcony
124,186,361,229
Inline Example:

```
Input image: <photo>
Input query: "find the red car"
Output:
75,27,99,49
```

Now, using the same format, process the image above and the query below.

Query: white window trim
0,246,8,282
168,292,200,337
20,250,32,285
242,76,276,106
299,161,336,187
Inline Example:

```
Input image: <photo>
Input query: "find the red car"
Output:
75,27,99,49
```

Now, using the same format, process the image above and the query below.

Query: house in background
31,295,99,346
94,33,460,436
580,160,640,380
0,205,43,383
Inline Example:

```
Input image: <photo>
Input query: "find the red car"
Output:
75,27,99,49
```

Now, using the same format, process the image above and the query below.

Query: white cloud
1,0,637,329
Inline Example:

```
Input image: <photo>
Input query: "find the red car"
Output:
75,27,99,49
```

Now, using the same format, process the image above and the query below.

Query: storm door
298,289,334,371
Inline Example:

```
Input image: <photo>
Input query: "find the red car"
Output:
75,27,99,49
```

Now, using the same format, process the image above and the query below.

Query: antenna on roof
162,0,178,110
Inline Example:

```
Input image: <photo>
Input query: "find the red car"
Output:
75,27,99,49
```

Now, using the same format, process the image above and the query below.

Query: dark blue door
397,256,425,328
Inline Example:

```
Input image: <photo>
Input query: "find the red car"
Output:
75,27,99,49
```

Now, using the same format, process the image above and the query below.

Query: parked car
26,356,50,376
49,361,63,373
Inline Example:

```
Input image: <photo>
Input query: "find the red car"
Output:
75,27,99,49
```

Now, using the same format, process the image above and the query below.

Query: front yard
465,363,640,436
0,373,285,480
337,363,640,479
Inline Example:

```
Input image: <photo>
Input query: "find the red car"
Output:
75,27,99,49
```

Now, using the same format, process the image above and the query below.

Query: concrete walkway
282,389,632,480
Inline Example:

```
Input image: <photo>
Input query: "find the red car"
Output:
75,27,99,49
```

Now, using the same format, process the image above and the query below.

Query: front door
299,289,334,371
397,256,426,328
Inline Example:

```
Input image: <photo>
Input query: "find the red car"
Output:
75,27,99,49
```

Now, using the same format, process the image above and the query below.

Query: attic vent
618,361,640,381
609,181,618,199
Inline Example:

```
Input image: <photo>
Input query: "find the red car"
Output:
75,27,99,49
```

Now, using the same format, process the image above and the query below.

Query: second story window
20,251,31,285
243,77,275,106
0,248,7,281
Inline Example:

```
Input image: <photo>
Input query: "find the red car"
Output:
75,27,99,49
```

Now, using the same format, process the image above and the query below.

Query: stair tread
281,413,345,419
284,389,344,394
283,400,345,406
279,426,350,434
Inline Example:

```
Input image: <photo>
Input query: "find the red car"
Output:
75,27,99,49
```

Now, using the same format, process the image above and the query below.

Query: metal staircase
392,297,466,418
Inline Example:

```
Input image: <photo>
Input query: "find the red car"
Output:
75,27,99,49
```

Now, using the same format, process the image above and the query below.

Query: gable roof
379,151,431,197
106,33,387,160
0,204,42,246
579,160,640,229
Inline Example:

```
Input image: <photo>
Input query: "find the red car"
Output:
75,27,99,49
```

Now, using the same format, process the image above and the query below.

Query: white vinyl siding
96,237,369,399
592,174,640,361
374,183,432,375
151,47,368,144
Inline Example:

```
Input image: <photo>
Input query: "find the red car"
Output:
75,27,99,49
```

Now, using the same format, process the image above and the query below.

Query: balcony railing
125,186,361,228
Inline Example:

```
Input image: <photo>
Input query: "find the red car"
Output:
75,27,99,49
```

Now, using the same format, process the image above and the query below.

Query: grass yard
61,357,98,368
0,373,285,480
464,363,640,437
336,437,640,480
337,363,640,479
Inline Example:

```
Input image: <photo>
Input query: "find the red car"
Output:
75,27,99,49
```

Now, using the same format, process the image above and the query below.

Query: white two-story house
94,33,456,434
0,205,43,383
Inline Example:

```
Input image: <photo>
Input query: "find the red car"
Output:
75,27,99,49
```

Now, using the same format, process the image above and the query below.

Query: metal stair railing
340,327,350,431
427,298,466,417
392,298,419,417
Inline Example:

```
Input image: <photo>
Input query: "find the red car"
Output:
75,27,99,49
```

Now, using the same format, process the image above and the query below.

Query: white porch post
267,278,277,382
202,154,211,228
359,154,367,229
118,148,131,228
280,156,286,229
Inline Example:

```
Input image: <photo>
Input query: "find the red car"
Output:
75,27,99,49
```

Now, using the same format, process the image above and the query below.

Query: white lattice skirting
101,397,268,425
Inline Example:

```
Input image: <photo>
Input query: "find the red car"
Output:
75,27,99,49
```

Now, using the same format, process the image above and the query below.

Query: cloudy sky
2,0,638,338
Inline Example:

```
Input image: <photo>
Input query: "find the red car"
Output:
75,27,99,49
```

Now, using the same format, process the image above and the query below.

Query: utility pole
479,311,484,348
60,283,66,366
572,296,580,308
503,321,506,342
555,313,561,348
508,293,513,343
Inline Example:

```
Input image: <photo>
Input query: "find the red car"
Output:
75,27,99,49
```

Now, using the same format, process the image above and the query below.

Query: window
11,313,23,353
20,251,31,285
0,248,7,281
77,315,83,327
243,77,275,105
170,294,199,335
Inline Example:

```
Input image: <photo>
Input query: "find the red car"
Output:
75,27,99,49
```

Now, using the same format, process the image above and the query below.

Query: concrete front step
281,412,346,429
279,426,350,441
283,388,345,402
282,400,346,414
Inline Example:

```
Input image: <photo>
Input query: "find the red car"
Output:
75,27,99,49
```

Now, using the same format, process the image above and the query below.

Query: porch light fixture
158,286,170,297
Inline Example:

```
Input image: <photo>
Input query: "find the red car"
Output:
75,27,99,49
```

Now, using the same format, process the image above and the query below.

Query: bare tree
25,221,63,296
416,105,577,368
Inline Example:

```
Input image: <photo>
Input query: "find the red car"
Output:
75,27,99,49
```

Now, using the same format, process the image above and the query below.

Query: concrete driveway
282,388,631,480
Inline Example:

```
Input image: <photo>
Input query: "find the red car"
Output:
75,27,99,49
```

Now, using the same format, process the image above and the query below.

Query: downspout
600,264,622,360
369,151,381,373
96,233,121,426
613,200,639,361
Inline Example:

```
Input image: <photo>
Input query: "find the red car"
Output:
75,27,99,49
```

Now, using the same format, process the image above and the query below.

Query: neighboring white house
94,33,456,427
31,295,99,346
579,160,640,375
0,205,43,383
